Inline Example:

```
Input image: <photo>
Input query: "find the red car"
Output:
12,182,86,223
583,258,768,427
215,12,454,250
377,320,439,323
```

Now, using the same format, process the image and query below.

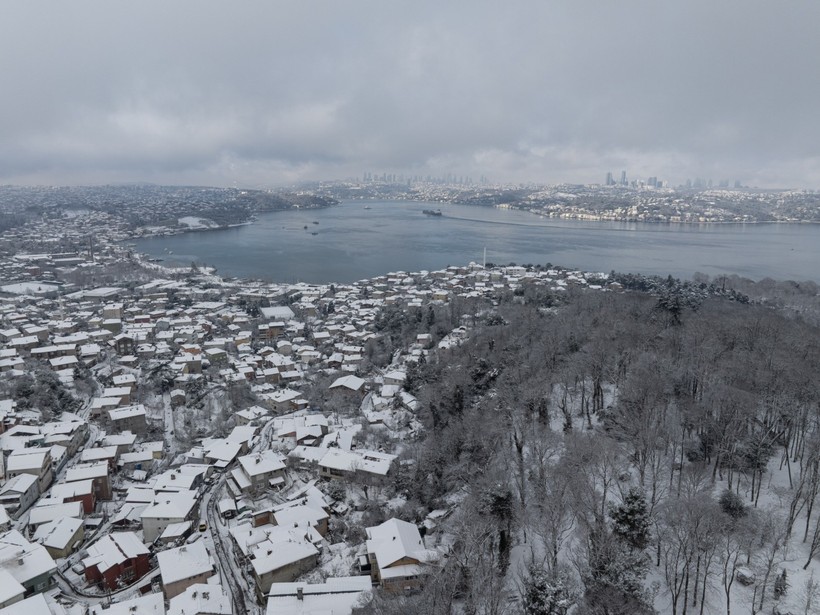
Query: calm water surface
133,201,820,283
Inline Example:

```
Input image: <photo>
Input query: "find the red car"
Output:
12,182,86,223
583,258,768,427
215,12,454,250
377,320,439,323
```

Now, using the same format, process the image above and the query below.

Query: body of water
133,200,820,283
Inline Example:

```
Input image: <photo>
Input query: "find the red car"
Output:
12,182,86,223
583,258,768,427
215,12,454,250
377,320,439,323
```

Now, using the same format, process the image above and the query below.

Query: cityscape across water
133,200,820,284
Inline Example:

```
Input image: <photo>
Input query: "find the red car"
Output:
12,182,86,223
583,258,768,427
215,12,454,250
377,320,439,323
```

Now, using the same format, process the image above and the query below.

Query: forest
355,276,820,615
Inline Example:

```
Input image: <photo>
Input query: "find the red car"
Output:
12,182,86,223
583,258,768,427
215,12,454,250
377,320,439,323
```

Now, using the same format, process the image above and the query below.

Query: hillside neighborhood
0,209,613,614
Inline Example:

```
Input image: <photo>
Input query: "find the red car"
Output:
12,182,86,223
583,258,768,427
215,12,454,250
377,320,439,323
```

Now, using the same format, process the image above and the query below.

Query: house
141,490,199,543
79,446,118,470
32,516,84,559
158,521,192,545
118,450,155,474
259,306,295,322
364,518,435,592
170,389,186,407
101,431,137,455
248,532,319,601
0,474,39,517
89,396,120,419
83,531,151,591
202,440,242,470
113,334,135,355
152,467,204,493
65,461,111,500
382,370,406,387
40,421,87,456
90,593,165,615
271,503,329,537
107,404,147,434
101,387,132,407
157,541,214,599
5,450,52,495
167,583,232,615
0,593,55,615
328,375,366,399
234,405,268,427
259,388,304,414
27,502,83,531
226,425,258,454
318,449,396,482
266,576,372,615
49,480,96,514
0,568,25,609
231,451,286,495
111,373,137,392
0,425,43,453
0,529,57,597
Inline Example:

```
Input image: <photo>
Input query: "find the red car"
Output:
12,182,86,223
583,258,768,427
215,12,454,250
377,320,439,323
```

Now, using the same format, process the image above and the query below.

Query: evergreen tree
522,564,576,615
580,525,654,615
610,487,651,550
719,489,748,520
774,568,788,599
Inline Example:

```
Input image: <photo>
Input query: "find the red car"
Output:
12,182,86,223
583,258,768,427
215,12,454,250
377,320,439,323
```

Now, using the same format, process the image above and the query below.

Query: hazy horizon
2,1,819,190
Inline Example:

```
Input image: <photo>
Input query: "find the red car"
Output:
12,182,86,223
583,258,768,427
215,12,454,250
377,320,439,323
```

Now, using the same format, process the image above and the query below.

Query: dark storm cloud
1,1,819,188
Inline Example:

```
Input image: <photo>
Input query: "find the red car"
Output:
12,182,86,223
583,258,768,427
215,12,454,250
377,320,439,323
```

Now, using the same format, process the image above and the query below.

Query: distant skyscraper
620,171,627,186
605,172,613,186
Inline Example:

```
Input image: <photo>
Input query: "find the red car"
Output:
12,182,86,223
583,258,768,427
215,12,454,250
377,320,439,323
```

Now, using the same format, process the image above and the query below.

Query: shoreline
129,200,820,243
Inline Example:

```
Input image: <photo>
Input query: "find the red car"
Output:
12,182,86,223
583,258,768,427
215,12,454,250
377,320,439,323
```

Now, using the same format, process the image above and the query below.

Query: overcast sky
1,1,819,189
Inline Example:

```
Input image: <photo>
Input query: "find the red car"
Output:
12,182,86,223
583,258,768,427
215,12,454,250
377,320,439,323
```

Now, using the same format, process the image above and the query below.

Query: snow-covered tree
521,563,577,615
610,487,651,551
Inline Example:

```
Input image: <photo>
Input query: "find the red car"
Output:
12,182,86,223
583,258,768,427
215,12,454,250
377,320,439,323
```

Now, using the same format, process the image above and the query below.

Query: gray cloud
1,1,819,188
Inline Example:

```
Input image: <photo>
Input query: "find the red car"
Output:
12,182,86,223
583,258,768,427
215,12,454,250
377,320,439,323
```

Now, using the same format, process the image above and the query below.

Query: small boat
312,221,319,225
364,205,372,210
422,209,443,216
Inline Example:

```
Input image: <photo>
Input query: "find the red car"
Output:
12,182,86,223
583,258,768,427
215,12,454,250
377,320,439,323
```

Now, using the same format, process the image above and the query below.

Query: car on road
186,532,202,544
199,521,207,532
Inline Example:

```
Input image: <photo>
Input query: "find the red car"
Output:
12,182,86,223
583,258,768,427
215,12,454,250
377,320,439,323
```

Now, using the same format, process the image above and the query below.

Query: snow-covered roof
28,502,83,527
0,569,25,606
366,518,433,571
259,306,295,321
0,529,57,587
141,490,198,521
249,535,318,577
107,404,147,421
157,541,213,585
32,516,83,550
168,583,232,615
83,531,148,573
318,449,396,476
5,448,49,472
238,451,286,479
0,593,54,615
266,576,372,614
329,375,365,392
0,473,38,496
65,461,108,482
90,593,164,615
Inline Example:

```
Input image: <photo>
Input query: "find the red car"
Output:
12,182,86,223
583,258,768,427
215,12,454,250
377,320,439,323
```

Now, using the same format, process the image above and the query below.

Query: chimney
297,587,304,601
